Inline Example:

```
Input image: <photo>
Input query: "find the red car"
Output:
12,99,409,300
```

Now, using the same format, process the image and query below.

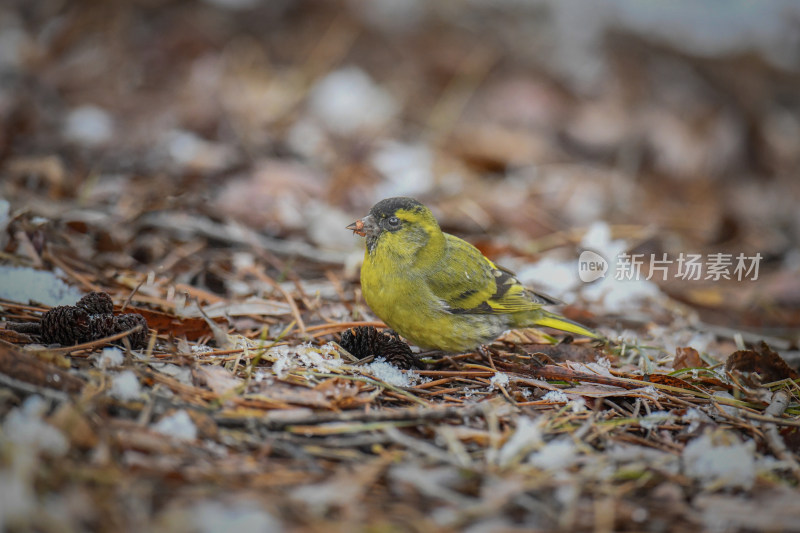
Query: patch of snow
270,343,344,379
152,410,197,441
682,408,712,433
529,439,578,471
149,363,193,385
63,105,113,145
580,221,626,260
682,431,756,490
639,411,673,430
582,277,663,314
568,398,587,412
542,390,568,403
309,67,397,135
110,371,142,401
0,266,84,306
1,396,68,456
94,347,124,369
517,256,579,301
489,372,509,390
364,358,426,388
498,416,543,467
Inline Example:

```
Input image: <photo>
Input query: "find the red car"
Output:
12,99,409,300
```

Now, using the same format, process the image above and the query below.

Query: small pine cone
340,326,418,369
88,314,117,340
41,306,90,345
76,291,114,315
340,326,381,359
113,313,149,349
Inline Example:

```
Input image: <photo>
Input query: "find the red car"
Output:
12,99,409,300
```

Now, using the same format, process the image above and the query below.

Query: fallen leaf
674,346,704,370
725,341,798,383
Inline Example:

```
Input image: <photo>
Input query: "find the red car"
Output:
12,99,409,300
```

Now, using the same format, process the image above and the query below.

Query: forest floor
1,1,800,531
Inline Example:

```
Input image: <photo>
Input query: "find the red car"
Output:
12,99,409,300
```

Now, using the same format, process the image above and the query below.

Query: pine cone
114,313,149,349
88,314,117,340
41,306,91,345
76,291,114,315
38,290,148,349
340,326,418,369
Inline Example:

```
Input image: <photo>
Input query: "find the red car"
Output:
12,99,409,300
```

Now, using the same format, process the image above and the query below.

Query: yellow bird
348,197,600,352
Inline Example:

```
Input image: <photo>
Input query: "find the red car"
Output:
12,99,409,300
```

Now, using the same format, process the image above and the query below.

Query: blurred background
1,0,799,341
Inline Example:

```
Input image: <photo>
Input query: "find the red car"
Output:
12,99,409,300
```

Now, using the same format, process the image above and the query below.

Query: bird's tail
534,310,601,339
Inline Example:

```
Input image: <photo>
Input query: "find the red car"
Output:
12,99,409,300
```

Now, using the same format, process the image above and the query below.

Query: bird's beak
347,215,376,237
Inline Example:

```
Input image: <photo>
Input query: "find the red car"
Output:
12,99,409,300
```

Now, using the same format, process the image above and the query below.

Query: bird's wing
429,235,555,315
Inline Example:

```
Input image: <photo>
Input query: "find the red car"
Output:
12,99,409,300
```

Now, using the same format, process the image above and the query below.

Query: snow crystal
63,105,113,145
150,363,193,385
2,396,68,456
568,398,587,413
152,410,197,441
309,67,397,135
639,411,673,430
95,347,124,369
110,371,142,401
364,358,425,388
530,439,578,471
542,390,568,403
0,265,84,307
270,343,344,379
489,372,509,390
595,357,612,369
682,431,756,490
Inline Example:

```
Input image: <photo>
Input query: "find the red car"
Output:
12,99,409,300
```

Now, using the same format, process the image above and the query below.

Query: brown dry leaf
127,307,219,340
560,384,660,399
725,341,798,382
641,374,705,394
674,346,704,370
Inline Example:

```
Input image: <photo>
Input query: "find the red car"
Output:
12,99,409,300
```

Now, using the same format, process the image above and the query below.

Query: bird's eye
387,216,401,227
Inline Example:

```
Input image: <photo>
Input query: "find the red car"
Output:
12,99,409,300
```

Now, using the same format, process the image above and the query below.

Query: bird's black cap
368,197,423,219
